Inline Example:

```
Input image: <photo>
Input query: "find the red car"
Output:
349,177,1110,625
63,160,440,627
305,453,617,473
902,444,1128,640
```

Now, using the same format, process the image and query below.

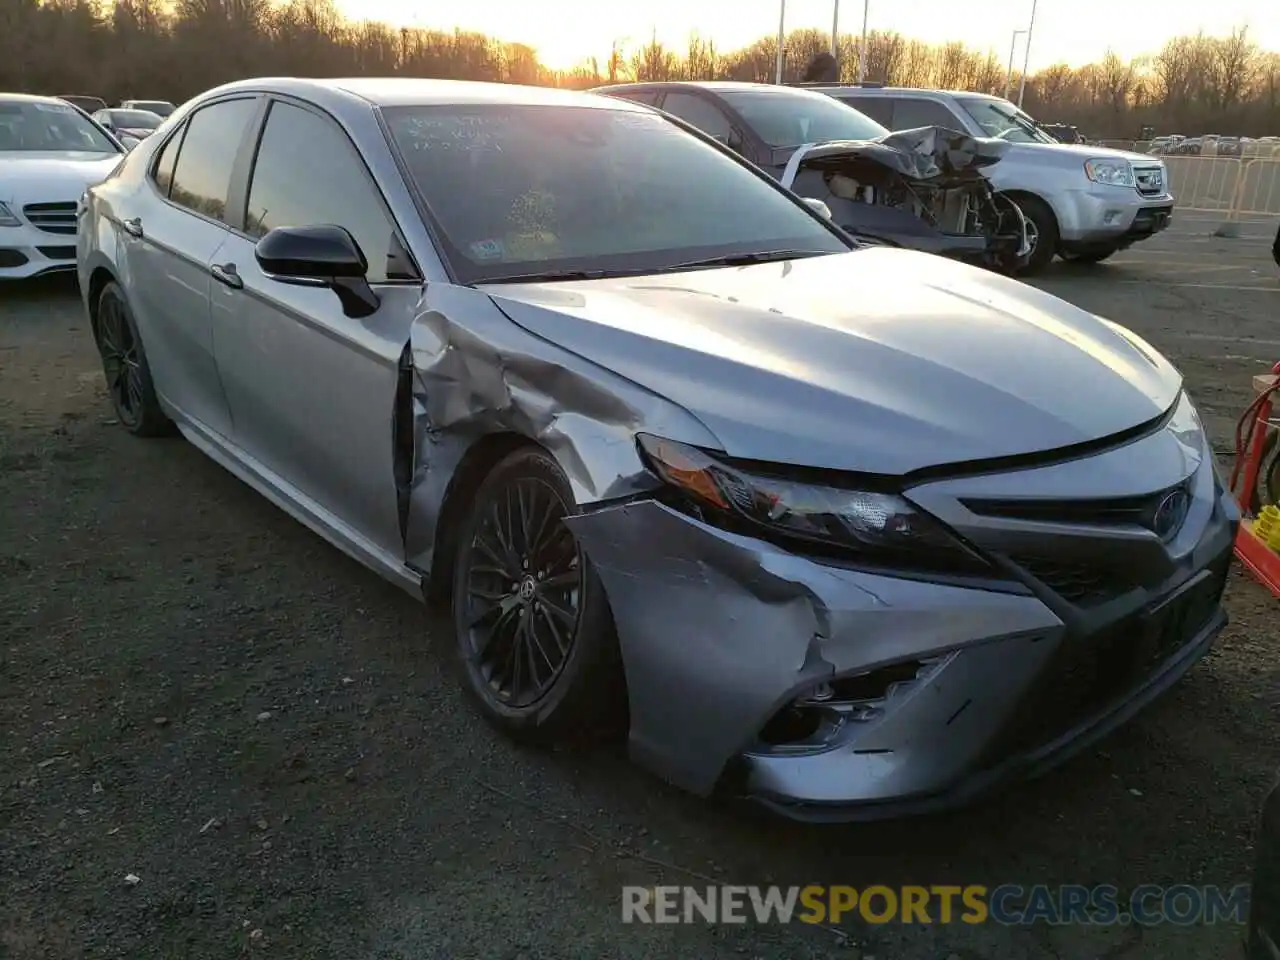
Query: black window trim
146,93,263,233
233,92,422,285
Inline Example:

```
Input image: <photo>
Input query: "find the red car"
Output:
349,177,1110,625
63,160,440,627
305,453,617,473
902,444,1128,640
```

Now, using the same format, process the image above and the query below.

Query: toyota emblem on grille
1152,488,1189,539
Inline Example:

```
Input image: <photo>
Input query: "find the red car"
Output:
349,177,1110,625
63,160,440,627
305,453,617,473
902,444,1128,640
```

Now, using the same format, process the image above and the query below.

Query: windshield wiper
990,106,1047,141
665,249,835,271
479,268,622,285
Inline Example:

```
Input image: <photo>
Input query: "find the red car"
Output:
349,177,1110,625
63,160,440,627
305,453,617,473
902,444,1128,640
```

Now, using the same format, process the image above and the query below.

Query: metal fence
1156,156,1280,236
1093,140,1280,159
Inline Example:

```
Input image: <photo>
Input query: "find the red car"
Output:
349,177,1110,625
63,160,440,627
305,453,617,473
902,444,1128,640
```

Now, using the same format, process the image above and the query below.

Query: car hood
482,248,1182,475
1008,140,1159,164
0,152,121,203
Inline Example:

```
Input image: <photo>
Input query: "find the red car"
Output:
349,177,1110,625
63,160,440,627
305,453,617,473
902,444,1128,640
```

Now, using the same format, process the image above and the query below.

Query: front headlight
637,434,992,575
1084,158,1135,187
0,201,20,228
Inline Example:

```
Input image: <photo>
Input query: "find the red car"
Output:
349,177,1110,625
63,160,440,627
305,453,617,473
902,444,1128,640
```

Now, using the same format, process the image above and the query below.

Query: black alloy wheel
451,447,626,742
463,474,581,707
94,282,171,436
97,289,144,428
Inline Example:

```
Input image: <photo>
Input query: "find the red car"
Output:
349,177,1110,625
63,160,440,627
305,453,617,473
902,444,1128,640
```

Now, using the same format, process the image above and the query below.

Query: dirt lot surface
3,218,1279,959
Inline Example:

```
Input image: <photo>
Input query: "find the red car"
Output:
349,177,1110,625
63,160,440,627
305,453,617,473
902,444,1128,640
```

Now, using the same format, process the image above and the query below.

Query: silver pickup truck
806,84,1174,274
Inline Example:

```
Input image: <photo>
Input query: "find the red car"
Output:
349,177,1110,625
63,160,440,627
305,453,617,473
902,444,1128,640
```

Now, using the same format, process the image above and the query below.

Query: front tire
93,281,173,437
451,446,625,744
1010,195,1059,275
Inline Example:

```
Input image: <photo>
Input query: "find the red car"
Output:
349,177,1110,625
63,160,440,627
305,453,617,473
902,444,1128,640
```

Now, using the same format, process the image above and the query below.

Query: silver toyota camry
77,77,1238,821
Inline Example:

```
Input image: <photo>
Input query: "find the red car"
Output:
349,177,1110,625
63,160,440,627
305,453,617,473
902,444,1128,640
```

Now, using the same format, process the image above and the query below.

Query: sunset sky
339,0,1277,72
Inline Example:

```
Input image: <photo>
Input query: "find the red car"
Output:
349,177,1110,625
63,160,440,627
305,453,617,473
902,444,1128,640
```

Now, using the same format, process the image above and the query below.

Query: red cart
1228,362,1280,596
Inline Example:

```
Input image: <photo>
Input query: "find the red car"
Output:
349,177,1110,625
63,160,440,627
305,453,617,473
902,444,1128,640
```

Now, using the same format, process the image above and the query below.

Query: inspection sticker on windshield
469,239,505,261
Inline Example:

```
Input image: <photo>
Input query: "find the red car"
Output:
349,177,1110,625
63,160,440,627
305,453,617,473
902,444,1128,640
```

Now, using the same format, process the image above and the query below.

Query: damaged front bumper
566,475,1235,822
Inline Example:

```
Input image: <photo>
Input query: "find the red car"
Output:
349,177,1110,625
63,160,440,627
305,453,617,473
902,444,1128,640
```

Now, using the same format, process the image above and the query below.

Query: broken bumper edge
745,606,1225,823
565,498,1072,813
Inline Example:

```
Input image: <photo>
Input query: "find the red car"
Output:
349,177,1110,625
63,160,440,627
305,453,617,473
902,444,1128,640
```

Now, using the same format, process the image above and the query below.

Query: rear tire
1010,195,1058,276
451,446,626,745
1248,429,1280,516
93,281,174,437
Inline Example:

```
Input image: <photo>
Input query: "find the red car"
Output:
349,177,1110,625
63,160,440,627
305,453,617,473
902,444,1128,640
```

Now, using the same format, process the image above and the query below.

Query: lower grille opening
758,706,826,745
994,555,1229,760
1011,555,1122,606
36,245,76,260
0,249,30,268
756,658,942,750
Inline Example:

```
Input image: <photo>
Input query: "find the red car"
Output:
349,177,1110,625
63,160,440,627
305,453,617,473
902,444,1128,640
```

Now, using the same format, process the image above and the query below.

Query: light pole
830,0,839,58
856,0,869,83
1004,29,1026,101
1017,0,1038,108
775,0,786,84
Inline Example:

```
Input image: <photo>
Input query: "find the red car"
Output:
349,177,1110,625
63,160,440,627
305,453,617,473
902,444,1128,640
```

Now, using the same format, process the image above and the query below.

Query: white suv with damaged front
0,93,123,279
78,78,1237,822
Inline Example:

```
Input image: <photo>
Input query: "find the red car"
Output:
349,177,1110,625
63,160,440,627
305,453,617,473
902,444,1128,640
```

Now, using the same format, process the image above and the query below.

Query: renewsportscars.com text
621,884,1250,926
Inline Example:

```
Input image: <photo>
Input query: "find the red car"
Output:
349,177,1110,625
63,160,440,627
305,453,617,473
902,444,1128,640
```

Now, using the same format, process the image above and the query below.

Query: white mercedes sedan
0,93,123,279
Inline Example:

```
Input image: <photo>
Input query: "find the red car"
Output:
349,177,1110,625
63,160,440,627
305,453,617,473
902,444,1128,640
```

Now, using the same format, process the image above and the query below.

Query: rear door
208,96,422,558
122,95,260,439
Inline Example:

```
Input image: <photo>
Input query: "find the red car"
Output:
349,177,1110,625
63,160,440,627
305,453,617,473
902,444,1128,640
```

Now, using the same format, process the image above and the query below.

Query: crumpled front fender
397,283,721,576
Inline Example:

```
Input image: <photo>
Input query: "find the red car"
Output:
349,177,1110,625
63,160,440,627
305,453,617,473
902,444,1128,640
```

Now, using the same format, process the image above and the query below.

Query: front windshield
717,89,888,148
0,101,119,153
956,97,1056,144
111,110,161,129
383,103,850,283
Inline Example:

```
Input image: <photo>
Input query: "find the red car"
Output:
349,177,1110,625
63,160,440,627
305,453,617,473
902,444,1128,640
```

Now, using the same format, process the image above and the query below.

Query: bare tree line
2,0,1276,138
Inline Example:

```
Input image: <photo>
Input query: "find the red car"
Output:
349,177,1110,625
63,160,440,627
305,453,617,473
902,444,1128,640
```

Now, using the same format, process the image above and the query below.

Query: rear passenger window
890,98,961,131
659,93,734,143
838,96,893,127
151,127,183,196
168,98,257,223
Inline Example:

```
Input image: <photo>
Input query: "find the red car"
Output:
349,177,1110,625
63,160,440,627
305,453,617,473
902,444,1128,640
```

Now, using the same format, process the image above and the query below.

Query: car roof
593,80,846,102
190,76,648,114
1,92,80,106
806,85,997,100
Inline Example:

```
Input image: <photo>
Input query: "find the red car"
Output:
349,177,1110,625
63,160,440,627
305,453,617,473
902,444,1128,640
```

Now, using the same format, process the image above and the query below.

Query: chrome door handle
211,262,243,290
121,217,143,238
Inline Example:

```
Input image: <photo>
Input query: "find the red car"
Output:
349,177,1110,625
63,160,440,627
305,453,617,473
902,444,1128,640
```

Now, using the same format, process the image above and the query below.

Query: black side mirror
254,224,380,318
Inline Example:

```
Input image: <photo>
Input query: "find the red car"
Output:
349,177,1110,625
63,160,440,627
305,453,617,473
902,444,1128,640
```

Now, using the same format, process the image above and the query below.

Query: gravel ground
2,219,1279,959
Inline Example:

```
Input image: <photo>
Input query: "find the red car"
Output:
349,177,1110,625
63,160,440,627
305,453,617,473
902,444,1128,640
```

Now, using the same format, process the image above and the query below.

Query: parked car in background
57,95,108,115
0,93,123,279
804,84,1174,272
92,108,164,148
1039,122,1084,144
594,81,1028,273
119,99,176,119
80,77,1235,820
